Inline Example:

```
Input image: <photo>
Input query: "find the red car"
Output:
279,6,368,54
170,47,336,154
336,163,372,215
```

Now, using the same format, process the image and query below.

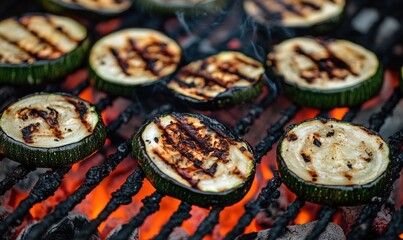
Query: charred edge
0,34,43,62
301,153,311,162
309,169,317,182
274,0,304,16
326,131,335,137
66,98,93,132
286,132,298,141
17,19,65,55
109,47,130,76
360,126,377,136
21,122,40,143
294,45,357,83
18,107,63,139
313,136,322,147
43,15,81,43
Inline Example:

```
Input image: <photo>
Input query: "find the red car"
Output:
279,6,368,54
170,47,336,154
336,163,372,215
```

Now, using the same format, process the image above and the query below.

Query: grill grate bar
267,198,306,240
74,168,145,240
110,191,165,240
0,164,35,196
0,166,71,234
342,105,361,122
379,207,403,239
369,87,402,132
24,140,132,240
223,172,282,240
189,206,223,240
70,80,90,96
153,201,192,240
304,206,338,240
95,96,116,112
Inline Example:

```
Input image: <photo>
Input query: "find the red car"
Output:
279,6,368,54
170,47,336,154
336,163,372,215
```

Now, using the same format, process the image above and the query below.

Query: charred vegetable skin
89,28,181,98
41,0,133,19
0,13,89,85
277,118,391,206
0,93,106,167
267,37,383,109
243,0,345,34
167,51,265,110
132,113,255,207
137,0,230,16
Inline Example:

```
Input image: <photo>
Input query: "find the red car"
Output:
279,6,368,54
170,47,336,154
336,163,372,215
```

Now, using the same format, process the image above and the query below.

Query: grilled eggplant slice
0,13,89,85
267,37,383,109
243,0,345,34
89,28,182,98
40,0,133,19
167,51,265,110
137,0,230,16
132,112,255,207
277,118,391,206
0,93,106,167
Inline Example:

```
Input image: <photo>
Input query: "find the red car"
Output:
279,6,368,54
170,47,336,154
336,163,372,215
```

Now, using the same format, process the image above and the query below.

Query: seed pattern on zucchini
243,0,345,33
0,13,89,85
267,37,383,109
89,28,181,97
277,118,390,206
132,112,255,207
167,51,265,109
41,0,132,18
137,0,230,16
0,93,106,167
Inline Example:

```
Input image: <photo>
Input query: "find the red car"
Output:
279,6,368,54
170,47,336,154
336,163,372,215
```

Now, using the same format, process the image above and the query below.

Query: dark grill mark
253,0,283,21
240,146,246,152
179,68,228,88
286,132,298,141
66,98,93,132
301,1,321,10
0,34,42,62
18,107,63,140
309,170,317,182
301,153,311,163
274,0,304,16
379,143,383,150
109,47,130,76
360,127,376,136
128,39,164,76
44,16,81,43
153,137,158,143
217,64,257,83
205,163,218,176
313,136,322,147
21,123,40,144
344,173,353,181
347,163,353,169
326,131,335,137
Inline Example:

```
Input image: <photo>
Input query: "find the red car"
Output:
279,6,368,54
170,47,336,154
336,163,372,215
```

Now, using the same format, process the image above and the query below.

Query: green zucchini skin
0,38,90,85
276,66,383,109
136,0,230,16
132,113,255,208
167,75,266,110
276,118,391,206
40,0,133,19
0,93,106,168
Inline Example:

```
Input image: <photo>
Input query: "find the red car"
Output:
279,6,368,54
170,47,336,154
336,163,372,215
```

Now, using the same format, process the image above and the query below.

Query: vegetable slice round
0,13,89,85
137,0,230,16
167,51,265,110
267,37,383,109
0,93,106,167
243,0,345,34
89,28,182,98
40,0,133,19
277,118,391,206
132,112,255,207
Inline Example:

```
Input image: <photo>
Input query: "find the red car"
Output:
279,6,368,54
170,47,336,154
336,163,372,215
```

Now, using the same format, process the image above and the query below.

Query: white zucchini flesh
0,14,87,64
280,119,389,185
89,28,181,86
141,114,254,192
167,51,264,100
0,94,99,148
244,0,345,27
268,37,379,90
52,0,132,13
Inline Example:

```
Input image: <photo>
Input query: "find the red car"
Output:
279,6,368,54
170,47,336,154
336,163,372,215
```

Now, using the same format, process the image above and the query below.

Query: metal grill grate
0,0,402,239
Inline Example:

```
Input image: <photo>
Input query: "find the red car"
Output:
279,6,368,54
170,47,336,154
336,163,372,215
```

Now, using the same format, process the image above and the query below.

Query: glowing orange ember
330,108,349,120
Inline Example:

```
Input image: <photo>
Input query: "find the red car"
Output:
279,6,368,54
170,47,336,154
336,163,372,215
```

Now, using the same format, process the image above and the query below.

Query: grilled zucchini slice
40,0,133,19
267,37,383,109
132,112,255,207
167,51,265,110
89,28,182,98
243,0,345,34
137,0,230,16
0,93,106,167
0,13,89,85
277,118,391,206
